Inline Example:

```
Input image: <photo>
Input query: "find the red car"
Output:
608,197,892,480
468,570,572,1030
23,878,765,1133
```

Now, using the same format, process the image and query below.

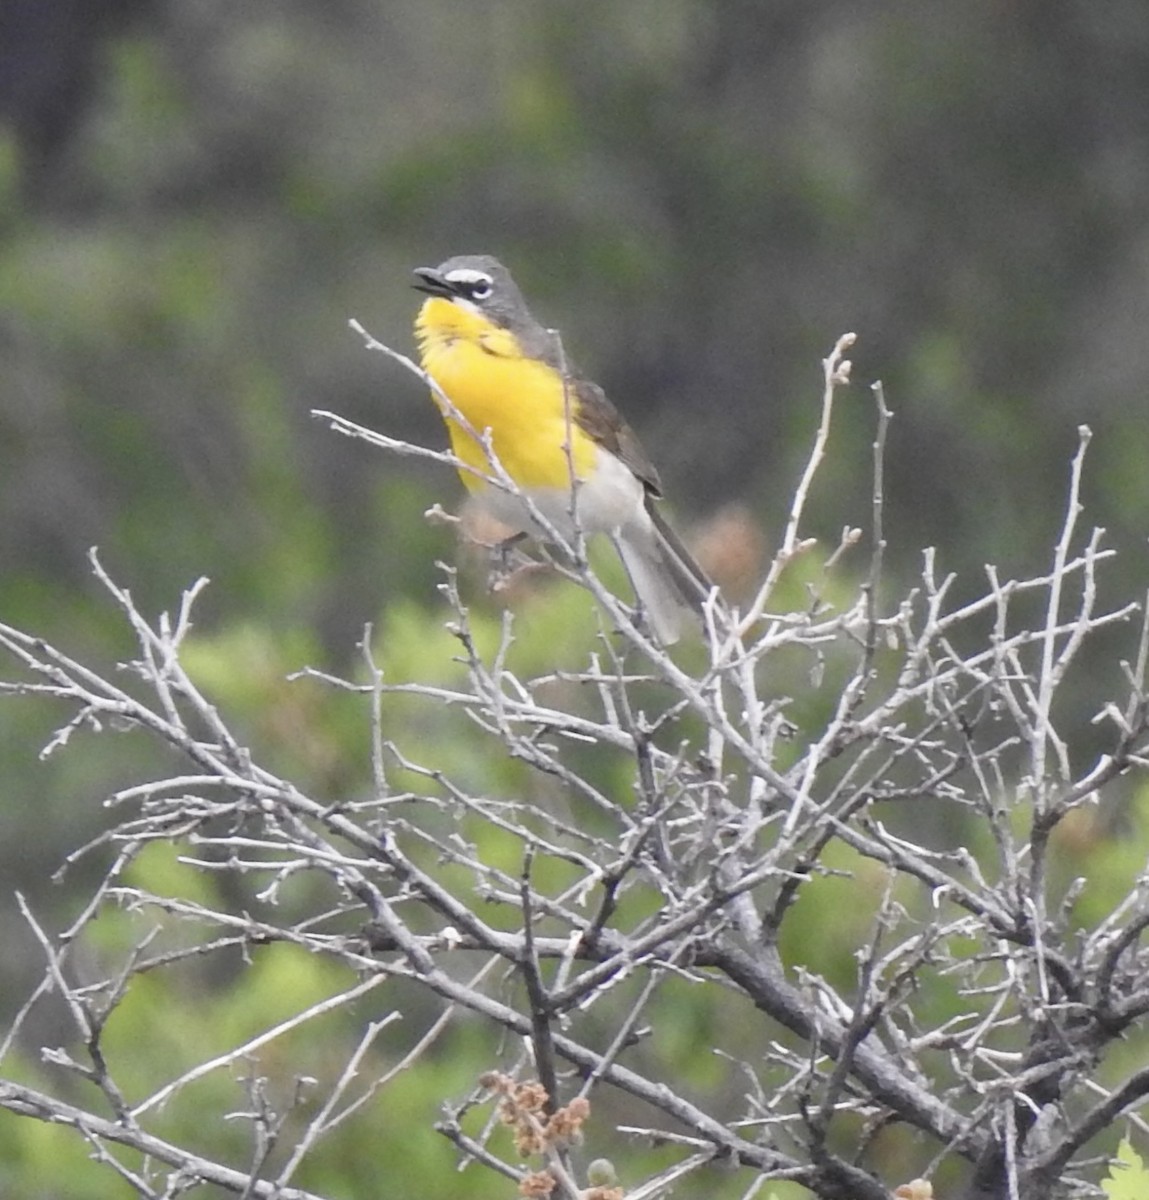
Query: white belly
478,446,650,543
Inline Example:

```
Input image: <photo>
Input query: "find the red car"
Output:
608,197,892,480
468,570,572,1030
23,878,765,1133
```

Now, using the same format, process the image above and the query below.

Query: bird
411,254,715,644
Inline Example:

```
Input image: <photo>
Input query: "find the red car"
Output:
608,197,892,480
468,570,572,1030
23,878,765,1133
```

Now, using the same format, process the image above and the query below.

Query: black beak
412,267,455,298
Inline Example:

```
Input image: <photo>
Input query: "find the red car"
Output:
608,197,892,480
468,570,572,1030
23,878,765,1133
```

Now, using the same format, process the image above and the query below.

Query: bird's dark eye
443,268,494,303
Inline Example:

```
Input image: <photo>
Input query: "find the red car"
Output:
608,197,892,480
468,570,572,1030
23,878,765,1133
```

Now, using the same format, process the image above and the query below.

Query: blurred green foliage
4,558,1149,1196
1103,1140,1149,1199
4,2,1149,1195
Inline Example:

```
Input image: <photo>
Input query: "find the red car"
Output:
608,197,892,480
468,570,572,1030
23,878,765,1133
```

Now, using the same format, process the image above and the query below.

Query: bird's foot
487,533,538,595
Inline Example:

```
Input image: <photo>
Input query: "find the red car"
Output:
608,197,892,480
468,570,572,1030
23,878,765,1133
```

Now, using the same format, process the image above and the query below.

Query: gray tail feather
615,503,721,645
647,502,718,610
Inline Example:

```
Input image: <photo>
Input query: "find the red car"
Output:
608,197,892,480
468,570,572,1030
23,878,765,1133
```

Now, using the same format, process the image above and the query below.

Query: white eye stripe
444,268,493,300
444,269,491,286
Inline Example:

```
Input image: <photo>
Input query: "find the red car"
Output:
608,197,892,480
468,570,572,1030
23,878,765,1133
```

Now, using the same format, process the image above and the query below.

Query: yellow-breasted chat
412,254,714,644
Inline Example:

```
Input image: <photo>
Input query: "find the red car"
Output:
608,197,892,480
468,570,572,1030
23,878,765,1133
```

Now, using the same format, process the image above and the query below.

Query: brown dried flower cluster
519,1169,557,1197
479,1073,606,1197
481,1073,591,1159
546,1096,589,1148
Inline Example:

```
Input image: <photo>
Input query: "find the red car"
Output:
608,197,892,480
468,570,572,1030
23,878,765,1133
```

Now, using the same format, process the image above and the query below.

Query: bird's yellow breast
414,297,597,492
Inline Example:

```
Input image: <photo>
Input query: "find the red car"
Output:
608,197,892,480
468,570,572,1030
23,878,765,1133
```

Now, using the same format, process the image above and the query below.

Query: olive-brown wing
572,378,664,498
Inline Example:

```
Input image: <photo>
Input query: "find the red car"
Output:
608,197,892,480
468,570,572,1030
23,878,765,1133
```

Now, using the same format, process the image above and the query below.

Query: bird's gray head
412,255,534,329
